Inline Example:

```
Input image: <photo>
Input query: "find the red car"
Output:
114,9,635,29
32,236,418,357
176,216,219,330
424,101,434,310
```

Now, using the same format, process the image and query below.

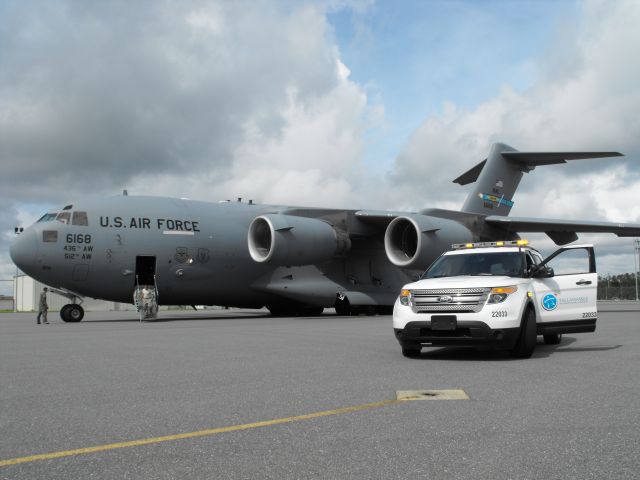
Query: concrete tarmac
1,308,638,479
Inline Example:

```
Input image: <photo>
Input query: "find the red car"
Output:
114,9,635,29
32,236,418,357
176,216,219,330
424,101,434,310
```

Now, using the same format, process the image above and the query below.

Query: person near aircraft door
37,287,49,324
141,286,155,317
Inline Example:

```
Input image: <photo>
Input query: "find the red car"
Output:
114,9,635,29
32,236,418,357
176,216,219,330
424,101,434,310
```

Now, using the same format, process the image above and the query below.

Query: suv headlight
487,286,518,304
399,289,412,306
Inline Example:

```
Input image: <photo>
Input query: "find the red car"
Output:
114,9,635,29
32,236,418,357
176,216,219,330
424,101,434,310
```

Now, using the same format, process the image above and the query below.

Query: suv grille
410,288,490,313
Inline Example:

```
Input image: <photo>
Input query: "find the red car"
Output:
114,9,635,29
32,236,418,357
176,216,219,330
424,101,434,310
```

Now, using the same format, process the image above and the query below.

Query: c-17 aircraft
9,143,640,321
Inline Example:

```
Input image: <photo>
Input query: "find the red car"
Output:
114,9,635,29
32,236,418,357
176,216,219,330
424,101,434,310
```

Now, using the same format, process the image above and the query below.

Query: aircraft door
531,246,597,327
134,256,158,321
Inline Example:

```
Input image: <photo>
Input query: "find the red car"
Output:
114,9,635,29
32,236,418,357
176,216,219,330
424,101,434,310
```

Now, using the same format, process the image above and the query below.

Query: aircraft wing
485,215,640,245
354,210,409,227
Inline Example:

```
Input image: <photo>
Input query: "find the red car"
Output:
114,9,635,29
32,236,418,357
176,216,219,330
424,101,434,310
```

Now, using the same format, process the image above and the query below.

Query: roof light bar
451,240,529,250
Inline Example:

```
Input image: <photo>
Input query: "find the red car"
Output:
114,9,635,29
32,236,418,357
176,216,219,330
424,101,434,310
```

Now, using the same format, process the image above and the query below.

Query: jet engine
384,214,472,270
248,214,350,266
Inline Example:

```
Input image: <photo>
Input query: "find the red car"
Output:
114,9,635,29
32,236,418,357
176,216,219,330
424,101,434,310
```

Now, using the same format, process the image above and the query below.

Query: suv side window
545,248,592,275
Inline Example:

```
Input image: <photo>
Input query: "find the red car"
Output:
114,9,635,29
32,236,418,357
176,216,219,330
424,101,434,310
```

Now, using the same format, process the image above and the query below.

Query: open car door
531,245,598,335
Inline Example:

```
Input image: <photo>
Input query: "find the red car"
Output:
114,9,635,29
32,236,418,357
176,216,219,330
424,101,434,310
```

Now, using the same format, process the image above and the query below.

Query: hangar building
13,274,135,312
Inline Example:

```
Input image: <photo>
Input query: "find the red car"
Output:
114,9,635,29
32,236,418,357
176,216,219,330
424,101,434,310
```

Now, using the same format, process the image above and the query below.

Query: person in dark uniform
37,287,49,324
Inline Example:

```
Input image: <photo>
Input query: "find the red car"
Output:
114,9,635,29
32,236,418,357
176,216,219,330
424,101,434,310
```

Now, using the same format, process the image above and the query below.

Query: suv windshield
423,251,525,279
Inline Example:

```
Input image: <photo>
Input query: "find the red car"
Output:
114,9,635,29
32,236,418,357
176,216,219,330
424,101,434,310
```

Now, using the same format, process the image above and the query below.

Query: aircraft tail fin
454,143,622,216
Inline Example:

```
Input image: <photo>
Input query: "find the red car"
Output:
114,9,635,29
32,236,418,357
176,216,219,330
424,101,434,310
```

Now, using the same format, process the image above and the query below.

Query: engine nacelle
248,214,350,266
384,215,472,269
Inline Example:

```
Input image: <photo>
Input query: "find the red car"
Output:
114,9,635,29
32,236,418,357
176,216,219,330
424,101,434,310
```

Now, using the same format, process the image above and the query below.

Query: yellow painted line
0,398,403,467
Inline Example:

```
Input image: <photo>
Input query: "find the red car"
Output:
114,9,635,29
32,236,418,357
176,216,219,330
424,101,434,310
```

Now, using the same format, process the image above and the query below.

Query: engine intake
384,215,472,269
248,214,350,266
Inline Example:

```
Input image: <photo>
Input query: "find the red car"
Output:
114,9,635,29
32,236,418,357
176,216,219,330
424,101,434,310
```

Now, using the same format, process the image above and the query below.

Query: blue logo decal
542,294,557,311
478,193,514,208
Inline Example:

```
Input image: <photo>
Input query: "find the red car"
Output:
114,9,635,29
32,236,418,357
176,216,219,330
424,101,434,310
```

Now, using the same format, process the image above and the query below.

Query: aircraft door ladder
134,255,159,321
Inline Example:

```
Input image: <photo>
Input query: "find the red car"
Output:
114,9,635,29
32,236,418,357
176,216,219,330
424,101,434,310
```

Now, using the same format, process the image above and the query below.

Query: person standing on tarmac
37,287,49,324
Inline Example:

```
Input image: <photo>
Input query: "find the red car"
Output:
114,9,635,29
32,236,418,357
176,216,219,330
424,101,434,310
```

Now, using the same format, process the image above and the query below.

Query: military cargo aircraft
9,143,640,321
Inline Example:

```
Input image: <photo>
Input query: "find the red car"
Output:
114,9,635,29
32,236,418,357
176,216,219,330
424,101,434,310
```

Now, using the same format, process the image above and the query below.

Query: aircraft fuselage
11,195,414,309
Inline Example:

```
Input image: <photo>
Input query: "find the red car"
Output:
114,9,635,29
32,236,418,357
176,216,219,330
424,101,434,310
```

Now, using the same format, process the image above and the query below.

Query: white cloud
0,0,353,203
126,59,372,208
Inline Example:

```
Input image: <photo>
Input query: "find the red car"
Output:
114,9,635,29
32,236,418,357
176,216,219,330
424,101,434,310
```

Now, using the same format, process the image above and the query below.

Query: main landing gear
334,293,393,317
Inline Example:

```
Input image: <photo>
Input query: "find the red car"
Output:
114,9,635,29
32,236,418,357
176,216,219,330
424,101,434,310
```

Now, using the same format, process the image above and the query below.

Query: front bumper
394,320,520,350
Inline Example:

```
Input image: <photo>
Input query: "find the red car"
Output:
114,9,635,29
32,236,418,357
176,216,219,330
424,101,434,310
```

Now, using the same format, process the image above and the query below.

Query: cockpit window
72,211,88,226
56,212,71,224
37,213,58,223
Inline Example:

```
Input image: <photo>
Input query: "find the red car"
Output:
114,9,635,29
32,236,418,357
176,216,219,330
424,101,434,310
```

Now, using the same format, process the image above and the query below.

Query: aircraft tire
60,305,71,322
61,304,84,323
543,333,562,345
510,308,536,359
334,295,351,316
334,304,351,316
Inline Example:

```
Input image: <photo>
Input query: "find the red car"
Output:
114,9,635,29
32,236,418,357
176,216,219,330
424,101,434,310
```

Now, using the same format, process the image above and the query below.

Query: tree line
597,273,639,300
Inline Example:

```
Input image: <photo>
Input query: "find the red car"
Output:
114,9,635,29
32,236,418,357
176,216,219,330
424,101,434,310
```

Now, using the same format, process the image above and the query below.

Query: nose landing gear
45,287,86,322
61,303,84,322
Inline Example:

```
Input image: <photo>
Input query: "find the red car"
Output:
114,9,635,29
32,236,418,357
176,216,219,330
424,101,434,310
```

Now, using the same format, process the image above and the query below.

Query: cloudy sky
1,0,640,295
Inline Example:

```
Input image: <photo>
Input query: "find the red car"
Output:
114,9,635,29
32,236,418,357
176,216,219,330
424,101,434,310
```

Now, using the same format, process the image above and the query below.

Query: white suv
392,241,598,358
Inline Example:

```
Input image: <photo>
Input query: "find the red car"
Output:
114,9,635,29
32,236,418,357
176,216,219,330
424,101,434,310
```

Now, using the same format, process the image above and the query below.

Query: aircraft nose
9,229,37,274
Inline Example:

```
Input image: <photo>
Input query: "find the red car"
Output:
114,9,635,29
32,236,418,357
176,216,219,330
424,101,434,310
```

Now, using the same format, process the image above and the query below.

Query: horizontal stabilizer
502,151,623,166
485,215,640,245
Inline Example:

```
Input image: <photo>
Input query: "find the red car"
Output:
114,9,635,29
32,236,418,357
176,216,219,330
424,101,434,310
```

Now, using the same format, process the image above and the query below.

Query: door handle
576,280,592,285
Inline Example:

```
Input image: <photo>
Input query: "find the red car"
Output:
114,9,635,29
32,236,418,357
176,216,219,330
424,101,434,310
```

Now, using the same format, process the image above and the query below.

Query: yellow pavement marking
0,398,403,467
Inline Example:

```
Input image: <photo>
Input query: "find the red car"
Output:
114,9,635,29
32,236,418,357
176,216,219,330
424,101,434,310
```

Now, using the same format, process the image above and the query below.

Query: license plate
431,315,457,331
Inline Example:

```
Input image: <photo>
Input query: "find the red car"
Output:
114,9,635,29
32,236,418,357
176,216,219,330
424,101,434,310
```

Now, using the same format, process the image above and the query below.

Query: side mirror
533,265,554,278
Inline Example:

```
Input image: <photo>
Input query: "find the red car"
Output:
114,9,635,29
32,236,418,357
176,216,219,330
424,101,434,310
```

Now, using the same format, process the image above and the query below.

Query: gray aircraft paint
10,143,640,315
